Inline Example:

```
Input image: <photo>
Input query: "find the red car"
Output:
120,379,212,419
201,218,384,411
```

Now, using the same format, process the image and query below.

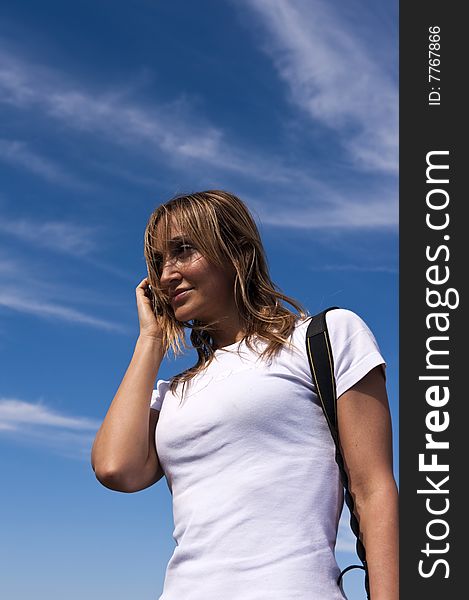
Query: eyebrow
168,235,192,243
152,235,194,257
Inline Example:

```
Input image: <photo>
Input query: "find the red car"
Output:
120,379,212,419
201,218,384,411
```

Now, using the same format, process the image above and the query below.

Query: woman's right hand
136,277,164,342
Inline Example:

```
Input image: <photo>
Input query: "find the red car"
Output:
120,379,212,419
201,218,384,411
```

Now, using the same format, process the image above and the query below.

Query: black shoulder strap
305,307,371,599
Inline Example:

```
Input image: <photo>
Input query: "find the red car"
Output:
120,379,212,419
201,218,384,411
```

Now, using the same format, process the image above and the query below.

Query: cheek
191,261,234,296
185,257,211,282
182,251,232,283
212,272,235,298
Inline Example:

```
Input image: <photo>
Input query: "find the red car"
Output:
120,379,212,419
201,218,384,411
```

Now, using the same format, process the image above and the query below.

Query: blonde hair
143,190,308,394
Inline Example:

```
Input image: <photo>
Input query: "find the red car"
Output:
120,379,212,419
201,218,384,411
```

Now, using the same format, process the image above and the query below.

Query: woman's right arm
91,278,166,493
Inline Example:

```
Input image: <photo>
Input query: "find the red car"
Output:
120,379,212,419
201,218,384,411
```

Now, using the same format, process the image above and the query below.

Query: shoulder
324,308,385,398
291,308,371,340
323,308,382,357
325,308,375,340
292,308,385,398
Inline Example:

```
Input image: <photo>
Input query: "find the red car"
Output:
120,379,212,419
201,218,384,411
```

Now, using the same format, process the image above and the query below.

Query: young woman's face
156,223,237,324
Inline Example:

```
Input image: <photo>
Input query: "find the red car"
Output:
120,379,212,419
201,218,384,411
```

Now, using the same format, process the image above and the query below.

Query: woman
91,190,398,599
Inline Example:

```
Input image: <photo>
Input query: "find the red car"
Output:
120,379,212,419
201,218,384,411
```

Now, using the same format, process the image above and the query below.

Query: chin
174,308,211,326
173,305,197,322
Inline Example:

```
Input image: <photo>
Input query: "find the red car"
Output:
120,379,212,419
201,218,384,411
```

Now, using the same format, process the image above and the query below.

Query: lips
171,288,193,304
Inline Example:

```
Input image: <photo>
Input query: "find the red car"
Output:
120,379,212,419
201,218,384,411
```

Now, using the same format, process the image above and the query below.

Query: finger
136,276,148,288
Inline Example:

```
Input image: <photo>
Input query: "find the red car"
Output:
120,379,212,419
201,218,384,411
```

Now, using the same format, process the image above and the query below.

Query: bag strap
305,307,370,599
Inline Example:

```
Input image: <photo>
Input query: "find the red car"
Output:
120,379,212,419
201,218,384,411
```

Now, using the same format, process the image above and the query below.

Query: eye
151,241,197,276
174,242,195,256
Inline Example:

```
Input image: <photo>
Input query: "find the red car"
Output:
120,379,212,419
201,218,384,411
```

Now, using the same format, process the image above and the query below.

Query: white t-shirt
150,309,385,600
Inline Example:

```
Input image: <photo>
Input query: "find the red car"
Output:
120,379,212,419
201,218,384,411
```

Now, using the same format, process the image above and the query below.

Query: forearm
355,480,399,600
91,335,164,481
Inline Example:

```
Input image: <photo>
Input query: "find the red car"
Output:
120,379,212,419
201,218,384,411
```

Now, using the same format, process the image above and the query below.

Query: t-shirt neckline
214,338,244,353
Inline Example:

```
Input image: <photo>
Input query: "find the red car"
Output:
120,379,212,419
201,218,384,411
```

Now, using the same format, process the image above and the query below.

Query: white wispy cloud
0,398,99,430
0,50,232,173
0,138,89,188
0,222,133,332
242,0,398,173
0,397,99,459
0,42,397,230
0,287,128,332
0,215,98,256
248,186,398,229
311,263,398,274
0,212,135,282
0,51,305,186
0,254,20,274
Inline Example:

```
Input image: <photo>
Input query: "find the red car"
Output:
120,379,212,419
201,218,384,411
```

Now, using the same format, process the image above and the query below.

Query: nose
159,256,182,288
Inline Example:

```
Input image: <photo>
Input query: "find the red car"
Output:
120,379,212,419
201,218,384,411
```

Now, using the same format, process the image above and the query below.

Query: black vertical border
400,2,465,597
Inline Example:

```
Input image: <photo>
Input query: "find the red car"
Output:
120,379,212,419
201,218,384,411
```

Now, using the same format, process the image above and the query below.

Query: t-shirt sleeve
150,378,171,411
326,309,386,398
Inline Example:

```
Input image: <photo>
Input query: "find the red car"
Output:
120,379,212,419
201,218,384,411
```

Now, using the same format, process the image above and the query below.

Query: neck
211,314,245,350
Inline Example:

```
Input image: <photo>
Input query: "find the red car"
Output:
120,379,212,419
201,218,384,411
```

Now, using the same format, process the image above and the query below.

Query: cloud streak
0,138,89,188
0,51,307,186
0,50,238,175
0,218,133,331
247,186,398,229
310,263,398,274
242,0,398,173
0,215,98,256
0,40,397,230
0,397,99,459
0,398,99,430
0,287,128,333
0,213,135,282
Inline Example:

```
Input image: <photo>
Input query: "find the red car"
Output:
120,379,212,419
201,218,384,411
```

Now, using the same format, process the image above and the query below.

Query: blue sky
0,1,398,598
